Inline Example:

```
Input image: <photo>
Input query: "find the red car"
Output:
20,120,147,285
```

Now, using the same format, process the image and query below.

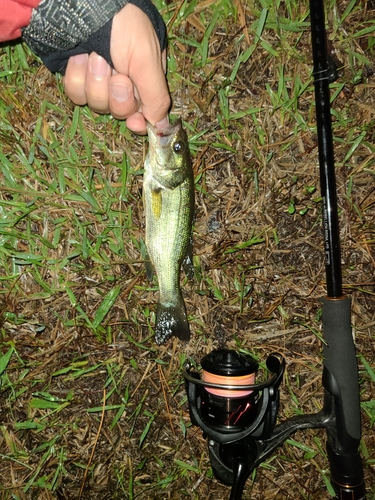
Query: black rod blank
310,0,342,297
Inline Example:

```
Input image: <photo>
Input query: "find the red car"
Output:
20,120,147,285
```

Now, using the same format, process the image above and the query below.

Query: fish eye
173,141,185,154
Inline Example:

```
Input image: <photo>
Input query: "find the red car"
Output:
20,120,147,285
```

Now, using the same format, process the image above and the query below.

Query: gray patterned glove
22,0,167,74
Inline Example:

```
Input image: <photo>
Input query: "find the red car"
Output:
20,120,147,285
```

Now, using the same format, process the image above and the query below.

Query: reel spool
200,350,259,429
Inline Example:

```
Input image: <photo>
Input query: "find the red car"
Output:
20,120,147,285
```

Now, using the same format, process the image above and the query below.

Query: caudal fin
154,297,190,345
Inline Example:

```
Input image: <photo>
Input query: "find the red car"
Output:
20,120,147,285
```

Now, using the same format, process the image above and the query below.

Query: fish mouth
147,120,182,147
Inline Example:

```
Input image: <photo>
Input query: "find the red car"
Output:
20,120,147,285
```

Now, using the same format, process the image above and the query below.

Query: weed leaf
92,285,121,329
0,347,14,376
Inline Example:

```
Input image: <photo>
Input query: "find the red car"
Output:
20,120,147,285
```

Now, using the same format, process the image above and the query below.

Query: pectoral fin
151,188,162,220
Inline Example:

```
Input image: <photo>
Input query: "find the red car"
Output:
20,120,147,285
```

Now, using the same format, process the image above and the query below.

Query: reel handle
229,457,251,500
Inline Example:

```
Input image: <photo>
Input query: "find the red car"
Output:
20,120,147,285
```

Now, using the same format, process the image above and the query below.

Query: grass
0,0,375,498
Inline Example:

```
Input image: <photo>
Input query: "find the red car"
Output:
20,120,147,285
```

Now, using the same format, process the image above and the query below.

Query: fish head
146,120,191,189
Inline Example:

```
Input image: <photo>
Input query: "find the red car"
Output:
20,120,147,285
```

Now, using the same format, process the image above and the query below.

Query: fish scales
144,120,194,344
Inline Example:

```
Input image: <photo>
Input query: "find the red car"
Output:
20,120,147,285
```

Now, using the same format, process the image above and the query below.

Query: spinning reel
183,348,365,500
184,350,285,498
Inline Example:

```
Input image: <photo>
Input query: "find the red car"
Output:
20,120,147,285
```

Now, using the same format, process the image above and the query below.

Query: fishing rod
310,0,365,496
183,0,366,498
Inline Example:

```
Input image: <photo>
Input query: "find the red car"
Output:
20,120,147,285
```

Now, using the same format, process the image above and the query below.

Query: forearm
0,0,41,42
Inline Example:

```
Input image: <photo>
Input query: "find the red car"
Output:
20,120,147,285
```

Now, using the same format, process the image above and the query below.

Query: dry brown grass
0,0,374,498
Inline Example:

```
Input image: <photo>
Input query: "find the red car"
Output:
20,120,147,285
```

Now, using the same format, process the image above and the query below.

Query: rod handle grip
321,296,361,443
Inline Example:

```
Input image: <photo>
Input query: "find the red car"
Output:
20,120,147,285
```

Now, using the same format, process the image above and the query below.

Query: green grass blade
92,285,121,329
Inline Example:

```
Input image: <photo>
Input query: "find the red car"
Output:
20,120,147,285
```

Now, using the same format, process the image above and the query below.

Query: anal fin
182,237,194,279
140,238,154,281
145,254,154,281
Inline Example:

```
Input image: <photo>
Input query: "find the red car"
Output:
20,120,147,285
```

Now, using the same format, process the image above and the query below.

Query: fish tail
154,297,190,345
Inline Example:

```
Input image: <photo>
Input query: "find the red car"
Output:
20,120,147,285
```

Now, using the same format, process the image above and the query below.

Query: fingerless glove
22,0,167,74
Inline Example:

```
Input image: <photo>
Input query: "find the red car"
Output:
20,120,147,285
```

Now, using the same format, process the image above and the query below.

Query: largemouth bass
143,120,194,344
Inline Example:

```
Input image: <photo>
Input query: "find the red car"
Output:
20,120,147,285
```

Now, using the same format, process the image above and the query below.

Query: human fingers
65,52,113,112
111,4,171,127
125,112,147,135
130,51,170,127
64,52,142,124
83,52,113,113
108,73,140,121
63,53,89,105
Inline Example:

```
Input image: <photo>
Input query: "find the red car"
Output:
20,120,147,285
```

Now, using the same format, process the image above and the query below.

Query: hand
62,3,171,134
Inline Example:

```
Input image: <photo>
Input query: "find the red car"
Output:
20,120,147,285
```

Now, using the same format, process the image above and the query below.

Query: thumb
111,4,171,126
